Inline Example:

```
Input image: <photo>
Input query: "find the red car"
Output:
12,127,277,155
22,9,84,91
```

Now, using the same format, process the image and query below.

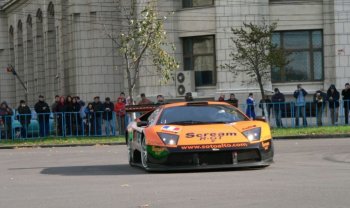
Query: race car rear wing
125,104,160,113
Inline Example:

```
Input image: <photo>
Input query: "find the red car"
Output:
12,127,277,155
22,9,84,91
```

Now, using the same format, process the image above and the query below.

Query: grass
1,126,350,147
271,125,350,137
0,136,125,147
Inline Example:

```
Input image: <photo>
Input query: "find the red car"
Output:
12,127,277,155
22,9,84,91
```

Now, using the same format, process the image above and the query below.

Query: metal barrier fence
237,100,350,128
0,100,349,141
0,111,130,141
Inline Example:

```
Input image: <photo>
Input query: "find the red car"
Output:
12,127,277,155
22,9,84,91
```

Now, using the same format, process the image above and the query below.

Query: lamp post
6,65,28,103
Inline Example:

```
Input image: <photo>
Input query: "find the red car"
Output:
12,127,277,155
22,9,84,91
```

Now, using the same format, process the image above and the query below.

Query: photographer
293,84,308,127
327,85,340,125
342,83,350,124
313,90,326,126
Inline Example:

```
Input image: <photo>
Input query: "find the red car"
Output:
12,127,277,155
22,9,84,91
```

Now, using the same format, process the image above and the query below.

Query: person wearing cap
271,88,285,127
104,97,115,136
92,96,104,136
34,95,51,137
327,84,340,125
342,83,350,124
17,100,32,138
293,84,308,127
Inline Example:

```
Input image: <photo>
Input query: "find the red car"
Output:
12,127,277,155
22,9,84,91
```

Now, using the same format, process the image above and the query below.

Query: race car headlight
157,133,179,145
243,128,261,142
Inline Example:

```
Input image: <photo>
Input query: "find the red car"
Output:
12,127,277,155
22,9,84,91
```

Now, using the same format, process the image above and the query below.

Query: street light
6,64,28,102
6,65,17,75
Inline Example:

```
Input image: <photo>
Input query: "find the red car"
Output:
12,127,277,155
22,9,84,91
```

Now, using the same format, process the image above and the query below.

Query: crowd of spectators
216,83,350,128
0,92,167,140
1,83,350,140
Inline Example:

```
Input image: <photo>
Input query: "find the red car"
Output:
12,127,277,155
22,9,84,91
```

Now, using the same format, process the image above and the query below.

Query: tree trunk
257,75,269,123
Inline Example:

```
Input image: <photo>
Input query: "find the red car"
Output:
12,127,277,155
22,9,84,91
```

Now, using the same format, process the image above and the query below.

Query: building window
183,35,216,86
269,0,322,4
182,0,214,8
271,30,323,83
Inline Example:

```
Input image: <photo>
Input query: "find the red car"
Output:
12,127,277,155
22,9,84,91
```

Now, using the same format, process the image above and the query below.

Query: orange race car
126,101,274,171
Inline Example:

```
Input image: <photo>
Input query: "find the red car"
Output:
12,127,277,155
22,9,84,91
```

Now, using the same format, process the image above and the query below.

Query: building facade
0,0,123,106
0,0,349,106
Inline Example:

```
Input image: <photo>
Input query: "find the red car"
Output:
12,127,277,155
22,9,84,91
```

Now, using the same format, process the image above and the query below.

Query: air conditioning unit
175,71,195,97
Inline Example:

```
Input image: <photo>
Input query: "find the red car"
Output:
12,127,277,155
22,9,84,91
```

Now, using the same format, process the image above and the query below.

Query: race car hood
144,121,271,146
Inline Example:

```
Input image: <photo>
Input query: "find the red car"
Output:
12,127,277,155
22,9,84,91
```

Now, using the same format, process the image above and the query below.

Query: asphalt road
0,139,350,208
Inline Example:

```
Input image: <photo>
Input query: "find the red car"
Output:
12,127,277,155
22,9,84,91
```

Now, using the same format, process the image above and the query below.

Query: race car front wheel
141,138,148,169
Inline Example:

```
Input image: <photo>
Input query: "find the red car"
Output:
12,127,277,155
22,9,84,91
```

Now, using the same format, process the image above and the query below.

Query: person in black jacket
64,96,74,136
185,92,194,102
226,93,239,107
54,96,65,136
259,95,272,120
103,97,115,136
51,95,60,113
271,88,285,127
85,103,95,135
313,90,327,126
342,83,350,124
92,96,104,136
34,95,50,137
71,97,81,135
17,100,32,138
327,85,340,125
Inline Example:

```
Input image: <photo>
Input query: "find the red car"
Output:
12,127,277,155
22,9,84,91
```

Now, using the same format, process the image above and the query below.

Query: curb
0,142,126,150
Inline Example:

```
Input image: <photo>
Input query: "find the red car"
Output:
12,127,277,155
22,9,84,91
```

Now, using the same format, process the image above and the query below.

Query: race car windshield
157,105,248,125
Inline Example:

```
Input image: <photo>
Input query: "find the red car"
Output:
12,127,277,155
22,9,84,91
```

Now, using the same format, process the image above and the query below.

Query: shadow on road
40,164,146,176
39,165,261,176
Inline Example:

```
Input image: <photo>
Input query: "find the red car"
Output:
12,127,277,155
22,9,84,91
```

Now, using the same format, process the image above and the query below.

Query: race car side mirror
137,121,148,127
255,116,267,122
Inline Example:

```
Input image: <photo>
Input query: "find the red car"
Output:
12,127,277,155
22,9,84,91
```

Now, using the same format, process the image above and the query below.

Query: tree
223,21,288,99
222,21,288,120
107,0,179,104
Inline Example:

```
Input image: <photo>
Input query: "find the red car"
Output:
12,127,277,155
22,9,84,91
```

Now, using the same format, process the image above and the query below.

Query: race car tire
141,138,149,169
